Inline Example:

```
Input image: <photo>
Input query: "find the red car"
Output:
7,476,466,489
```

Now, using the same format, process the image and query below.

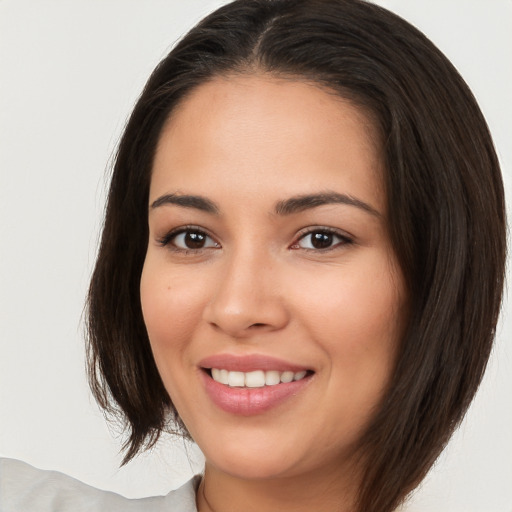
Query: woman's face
141,75,406,481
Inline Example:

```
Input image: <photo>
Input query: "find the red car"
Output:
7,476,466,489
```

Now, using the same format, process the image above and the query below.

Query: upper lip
199,353,311,373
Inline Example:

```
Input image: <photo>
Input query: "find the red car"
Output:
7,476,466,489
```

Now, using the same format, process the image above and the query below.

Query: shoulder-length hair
87,1,507,511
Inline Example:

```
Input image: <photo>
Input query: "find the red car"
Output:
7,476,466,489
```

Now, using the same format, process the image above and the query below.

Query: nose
202,249,290,338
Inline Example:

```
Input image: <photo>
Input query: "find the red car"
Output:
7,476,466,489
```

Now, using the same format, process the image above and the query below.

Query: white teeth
280,371,294,383
211,369,309,387
219,369,229,385
265,370,281,386
228,371,245,387
212,368,229,385
245,370,265,388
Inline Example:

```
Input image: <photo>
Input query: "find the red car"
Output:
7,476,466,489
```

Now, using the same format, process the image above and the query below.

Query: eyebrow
150,191,381,218
150,193,219,214
274,192,381,217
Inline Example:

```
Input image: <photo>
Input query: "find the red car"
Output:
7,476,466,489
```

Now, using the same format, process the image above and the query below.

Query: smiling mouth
200,363,315,414
206,368,313,388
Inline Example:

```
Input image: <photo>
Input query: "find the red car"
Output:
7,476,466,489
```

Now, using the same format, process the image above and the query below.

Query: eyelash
157,226,219,252
157,226,353,253
291,227,354,251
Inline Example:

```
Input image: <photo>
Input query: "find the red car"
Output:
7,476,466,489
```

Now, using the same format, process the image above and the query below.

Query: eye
292,229,352,251
159,228,220,251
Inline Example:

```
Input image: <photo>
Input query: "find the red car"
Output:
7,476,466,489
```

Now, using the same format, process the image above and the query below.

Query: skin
140,74,406,512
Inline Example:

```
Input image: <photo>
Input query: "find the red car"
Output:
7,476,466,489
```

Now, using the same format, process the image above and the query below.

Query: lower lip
201,371,312,416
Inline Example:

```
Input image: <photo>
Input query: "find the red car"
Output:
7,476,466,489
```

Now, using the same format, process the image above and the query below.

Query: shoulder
0,458,200,512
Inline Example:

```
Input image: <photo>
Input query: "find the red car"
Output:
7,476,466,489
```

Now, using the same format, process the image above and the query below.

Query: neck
196,461,360,512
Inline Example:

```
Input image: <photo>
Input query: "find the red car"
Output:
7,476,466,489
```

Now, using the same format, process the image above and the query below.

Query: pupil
185,232,205,249
311,232,332,249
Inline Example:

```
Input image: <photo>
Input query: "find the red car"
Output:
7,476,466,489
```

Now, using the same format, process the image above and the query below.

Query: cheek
292,254,404,376
139,261,206,373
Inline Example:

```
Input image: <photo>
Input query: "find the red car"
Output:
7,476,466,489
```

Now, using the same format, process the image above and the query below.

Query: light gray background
1,1,511,511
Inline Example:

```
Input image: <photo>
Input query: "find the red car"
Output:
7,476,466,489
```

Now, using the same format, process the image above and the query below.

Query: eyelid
157,225,220,250
156,224,352,252
290,226,354,250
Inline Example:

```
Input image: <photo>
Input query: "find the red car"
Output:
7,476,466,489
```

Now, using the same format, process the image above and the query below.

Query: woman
0,1,508,511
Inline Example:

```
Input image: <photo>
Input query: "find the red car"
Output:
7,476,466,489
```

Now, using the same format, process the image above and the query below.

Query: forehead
151,74,385,214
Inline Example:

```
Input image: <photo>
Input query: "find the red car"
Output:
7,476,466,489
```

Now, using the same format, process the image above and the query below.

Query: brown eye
183,231,208,249
295,229,352,250
164,229,219,250
310,232,334,249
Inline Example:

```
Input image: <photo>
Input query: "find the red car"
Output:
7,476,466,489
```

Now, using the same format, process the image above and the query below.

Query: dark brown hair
87,1,507,511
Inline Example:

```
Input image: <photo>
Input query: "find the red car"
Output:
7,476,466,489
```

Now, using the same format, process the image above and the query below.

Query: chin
199,428,342,483
209,455,301,481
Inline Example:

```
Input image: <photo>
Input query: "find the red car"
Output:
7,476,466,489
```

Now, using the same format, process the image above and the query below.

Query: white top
0,458,200,512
